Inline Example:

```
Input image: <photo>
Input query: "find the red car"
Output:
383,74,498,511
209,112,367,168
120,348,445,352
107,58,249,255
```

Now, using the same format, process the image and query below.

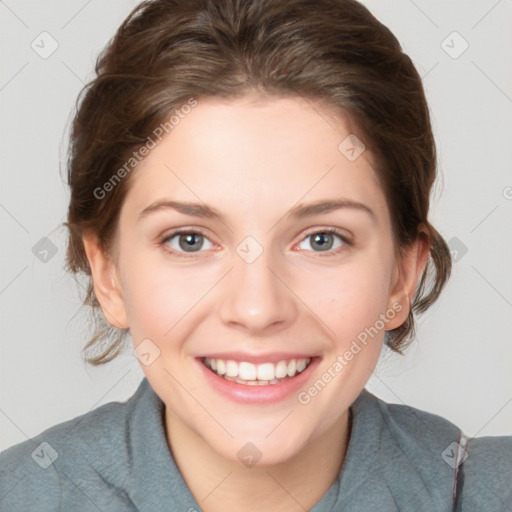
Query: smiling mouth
201,357,312,386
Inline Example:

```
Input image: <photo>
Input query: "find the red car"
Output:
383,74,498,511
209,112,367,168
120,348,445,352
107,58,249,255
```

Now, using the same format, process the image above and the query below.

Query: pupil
180,233,202,252
312,233,332,251
177,233,334,253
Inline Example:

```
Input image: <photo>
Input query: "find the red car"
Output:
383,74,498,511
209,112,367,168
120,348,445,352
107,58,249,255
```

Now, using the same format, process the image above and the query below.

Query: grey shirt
1,377,511,511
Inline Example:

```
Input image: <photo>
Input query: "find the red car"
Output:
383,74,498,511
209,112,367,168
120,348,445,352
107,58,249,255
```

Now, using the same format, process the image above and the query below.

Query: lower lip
196,357,320,404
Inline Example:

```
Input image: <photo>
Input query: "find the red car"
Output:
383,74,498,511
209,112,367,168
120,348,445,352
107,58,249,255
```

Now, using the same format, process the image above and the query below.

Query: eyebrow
138,198,376,223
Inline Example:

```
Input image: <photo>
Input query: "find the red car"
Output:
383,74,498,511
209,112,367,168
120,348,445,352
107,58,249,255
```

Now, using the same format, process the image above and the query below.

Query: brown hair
63,0,451,365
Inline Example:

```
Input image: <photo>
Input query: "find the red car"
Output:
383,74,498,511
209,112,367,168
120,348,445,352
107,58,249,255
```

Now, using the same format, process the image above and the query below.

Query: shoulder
0,391,134,468
458,434,512,508
353,389,512,507
357,389,463,458
365,389,512,468
0,379,148,511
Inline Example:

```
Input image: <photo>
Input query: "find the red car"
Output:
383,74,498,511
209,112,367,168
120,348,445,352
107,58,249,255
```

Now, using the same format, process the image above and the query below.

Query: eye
296,228,352,256
159,227,352,259
160,229,214,258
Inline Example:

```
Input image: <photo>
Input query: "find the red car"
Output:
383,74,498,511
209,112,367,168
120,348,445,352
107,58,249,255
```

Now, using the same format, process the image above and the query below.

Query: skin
83,94,429,511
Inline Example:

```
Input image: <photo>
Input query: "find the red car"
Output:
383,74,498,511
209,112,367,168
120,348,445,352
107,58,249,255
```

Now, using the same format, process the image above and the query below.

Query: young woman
1,0,510,510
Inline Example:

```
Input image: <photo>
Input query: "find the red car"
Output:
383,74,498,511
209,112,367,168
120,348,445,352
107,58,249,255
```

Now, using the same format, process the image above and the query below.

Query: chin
210,430,311,468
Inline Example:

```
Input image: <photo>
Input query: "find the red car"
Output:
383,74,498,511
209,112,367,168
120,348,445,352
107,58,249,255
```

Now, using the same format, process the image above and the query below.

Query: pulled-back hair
63,0,451,365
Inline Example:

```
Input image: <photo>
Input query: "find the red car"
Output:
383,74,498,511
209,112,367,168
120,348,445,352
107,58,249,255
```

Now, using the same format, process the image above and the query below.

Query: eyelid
159,226,353,259
160,227,214,243
293,227,353,257
298,226,353,244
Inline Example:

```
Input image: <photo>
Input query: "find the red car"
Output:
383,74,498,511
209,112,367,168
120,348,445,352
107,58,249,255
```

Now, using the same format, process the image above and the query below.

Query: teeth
287,359,296,377
256,363,274,381
275,361,288,379
226,360,238,377
239,362,257,380
216,359,226,375
203,357,311,385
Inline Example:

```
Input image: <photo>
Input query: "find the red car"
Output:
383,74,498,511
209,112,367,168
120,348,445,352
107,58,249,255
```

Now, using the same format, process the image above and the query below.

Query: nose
218,243,298,335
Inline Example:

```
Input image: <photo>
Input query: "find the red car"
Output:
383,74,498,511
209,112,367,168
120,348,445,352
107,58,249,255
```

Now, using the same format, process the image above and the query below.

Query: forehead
121,95,387,224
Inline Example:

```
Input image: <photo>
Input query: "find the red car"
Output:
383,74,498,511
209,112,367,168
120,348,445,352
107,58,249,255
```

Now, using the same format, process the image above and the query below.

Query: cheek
298,251,393,345
118,248,179,337
120,248,217,340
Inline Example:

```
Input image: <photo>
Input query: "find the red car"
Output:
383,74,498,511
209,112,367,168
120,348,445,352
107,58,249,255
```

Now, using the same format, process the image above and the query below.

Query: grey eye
298,232,345,252
166,232,214,253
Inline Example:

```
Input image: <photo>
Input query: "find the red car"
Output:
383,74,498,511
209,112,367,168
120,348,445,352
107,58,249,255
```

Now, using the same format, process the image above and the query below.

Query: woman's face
92,95,418,465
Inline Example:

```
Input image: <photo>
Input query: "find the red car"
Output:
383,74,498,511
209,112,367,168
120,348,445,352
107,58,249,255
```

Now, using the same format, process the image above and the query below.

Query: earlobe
385,230,430,331
82,232,129,329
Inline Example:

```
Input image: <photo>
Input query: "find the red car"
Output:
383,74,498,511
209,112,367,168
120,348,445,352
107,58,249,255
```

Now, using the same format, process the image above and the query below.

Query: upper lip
197,352,317,364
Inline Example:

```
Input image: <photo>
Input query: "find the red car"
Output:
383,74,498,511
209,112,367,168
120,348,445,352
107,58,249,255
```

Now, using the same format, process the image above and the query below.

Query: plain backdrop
1,0,511,452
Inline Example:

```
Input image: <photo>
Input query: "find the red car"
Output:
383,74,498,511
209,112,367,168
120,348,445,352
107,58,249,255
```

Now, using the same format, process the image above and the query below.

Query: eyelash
159,228,353,259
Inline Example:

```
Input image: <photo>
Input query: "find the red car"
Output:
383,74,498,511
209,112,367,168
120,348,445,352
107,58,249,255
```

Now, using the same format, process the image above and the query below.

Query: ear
82,231,129,329
385,226,430,330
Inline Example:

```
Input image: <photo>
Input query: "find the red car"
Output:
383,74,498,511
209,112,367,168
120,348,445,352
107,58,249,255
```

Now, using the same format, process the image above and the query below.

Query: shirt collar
126,378,381,511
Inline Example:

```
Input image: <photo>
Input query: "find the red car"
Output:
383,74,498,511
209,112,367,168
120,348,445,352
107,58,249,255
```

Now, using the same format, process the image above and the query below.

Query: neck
165,408,351,512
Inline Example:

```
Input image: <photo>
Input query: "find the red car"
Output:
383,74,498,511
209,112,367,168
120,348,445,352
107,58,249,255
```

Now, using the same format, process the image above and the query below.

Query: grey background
1,0,511,452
